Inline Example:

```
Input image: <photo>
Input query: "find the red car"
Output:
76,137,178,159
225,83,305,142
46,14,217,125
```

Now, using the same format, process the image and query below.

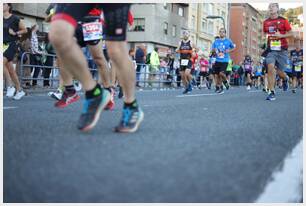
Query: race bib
218,52,225,58
3,43,9,53
270,40,281,51
295,65,302,72
245,64,251,70
181,59,189,66
82,22,103,42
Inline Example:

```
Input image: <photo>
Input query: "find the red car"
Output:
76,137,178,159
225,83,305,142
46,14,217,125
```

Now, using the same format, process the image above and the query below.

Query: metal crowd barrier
19,52,238,89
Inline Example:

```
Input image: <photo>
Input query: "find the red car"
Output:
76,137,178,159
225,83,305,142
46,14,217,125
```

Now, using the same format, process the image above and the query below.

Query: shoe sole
80,91,111,132
114,110,144,133
55,95,80,108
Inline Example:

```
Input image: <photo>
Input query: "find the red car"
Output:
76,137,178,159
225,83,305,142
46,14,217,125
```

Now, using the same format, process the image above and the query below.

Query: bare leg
6,61,21,91
49,20,96,91
105,41,135,103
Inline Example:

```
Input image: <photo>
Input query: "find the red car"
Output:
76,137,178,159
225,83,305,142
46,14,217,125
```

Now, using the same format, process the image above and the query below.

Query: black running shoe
114,105,144,133
77,89,111,132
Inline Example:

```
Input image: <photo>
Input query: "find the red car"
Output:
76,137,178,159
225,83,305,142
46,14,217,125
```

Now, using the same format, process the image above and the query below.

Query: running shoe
49,89,63,101
114,105,144,133
217,88,224,94
73,80,82,92
266,92,276,101
283,78,289,91
182,88,189,94
13,90,26,100
246,85,251,90
55,91,80,108
224,81,230,90
104,88,115,110
292,89,296,93
6,86,16,98
77,89,111,132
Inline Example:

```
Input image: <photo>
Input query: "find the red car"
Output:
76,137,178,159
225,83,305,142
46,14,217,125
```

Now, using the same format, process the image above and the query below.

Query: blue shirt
212,38,235,63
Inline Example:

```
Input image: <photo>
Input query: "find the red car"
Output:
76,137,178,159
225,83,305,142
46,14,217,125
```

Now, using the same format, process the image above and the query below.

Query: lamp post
206,15,226,36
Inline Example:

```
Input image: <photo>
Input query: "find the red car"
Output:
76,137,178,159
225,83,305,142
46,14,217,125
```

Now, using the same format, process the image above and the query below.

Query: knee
49,23,74,52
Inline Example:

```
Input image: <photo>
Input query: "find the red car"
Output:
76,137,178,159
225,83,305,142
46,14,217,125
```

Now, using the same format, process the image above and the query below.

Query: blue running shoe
77,88,111,132
266,92,276,101
114,104,144,133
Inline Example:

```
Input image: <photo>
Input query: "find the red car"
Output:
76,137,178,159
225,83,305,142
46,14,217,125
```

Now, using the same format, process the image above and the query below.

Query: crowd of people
3,3,303,134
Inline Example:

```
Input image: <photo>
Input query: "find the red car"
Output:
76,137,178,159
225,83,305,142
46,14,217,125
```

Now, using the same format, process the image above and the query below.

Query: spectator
135,44,146,87
149,47,160,87
30,24,44,87
42,34,55,88
129,48,137,70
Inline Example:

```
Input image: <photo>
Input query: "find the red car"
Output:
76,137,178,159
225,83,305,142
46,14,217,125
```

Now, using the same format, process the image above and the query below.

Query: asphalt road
3,87,303,203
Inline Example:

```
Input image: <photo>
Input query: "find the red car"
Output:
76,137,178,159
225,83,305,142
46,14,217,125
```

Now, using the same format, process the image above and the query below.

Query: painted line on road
248,90,263,93
255,139,303,203
176,93,220,98
3,106,18,110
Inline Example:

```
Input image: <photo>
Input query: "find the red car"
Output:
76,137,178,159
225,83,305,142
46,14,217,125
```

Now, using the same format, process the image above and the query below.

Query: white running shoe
6,86,16,98
73,80,82,92
246,85,251,90
50,89,63,101
13,90,26,100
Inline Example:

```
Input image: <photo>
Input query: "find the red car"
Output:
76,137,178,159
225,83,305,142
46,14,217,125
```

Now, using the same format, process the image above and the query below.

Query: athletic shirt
211,38,235,63
179,40,192,59
284,59,292,73
290,49,303,66
263,16,291,50
3,14,20,43
199,58,209,72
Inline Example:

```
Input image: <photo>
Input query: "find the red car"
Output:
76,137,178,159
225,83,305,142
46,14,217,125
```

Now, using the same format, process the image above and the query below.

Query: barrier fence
19,52,238,90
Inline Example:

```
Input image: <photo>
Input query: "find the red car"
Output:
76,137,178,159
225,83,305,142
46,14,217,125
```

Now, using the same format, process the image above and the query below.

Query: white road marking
3,106,17,110
176,93,220,98
255,139,303,203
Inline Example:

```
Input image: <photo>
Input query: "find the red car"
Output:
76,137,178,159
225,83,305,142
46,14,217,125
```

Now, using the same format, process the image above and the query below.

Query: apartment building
188,3,229,52
127,3,189,56
229,3,264,64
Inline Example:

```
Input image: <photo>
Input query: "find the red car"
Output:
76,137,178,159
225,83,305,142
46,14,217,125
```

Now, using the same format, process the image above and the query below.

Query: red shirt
191,53,198,70
263,16,291,50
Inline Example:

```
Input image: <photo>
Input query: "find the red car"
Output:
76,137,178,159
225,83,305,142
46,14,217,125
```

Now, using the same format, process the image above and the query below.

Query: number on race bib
270,40,281,51
181,59,189,66
82,22,103,42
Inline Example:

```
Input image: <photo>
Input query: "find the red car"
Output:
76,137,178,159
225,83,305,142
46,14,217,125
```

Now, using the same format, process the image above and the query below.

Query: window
201,18,207,32
178,7,184,16
131,18,145,32
208,3,214,15
217,9,220,16
208,21,214,34
191,15,196,30
172,25,176,37
203,3,208,14
164,22,168,35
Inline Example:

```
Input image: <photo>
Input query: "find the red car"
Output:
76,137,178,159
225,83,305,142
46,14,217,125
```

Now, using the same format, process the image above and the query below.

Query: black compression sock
85,84,102,99
124,99,138,109
65,85,76,94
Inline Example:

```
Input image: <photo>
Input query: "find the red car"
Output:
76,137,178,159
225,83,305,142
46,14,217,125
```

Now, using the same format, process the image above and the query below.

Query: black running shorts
212,62,228,75
53,3,130,41
3,41,17,62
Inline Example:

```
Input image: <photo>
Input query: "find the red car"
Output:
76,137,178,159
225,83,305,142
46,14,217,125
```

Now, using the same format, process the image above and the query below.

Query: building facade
188,3,229,52
127,3,189,56
229,3,264,65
